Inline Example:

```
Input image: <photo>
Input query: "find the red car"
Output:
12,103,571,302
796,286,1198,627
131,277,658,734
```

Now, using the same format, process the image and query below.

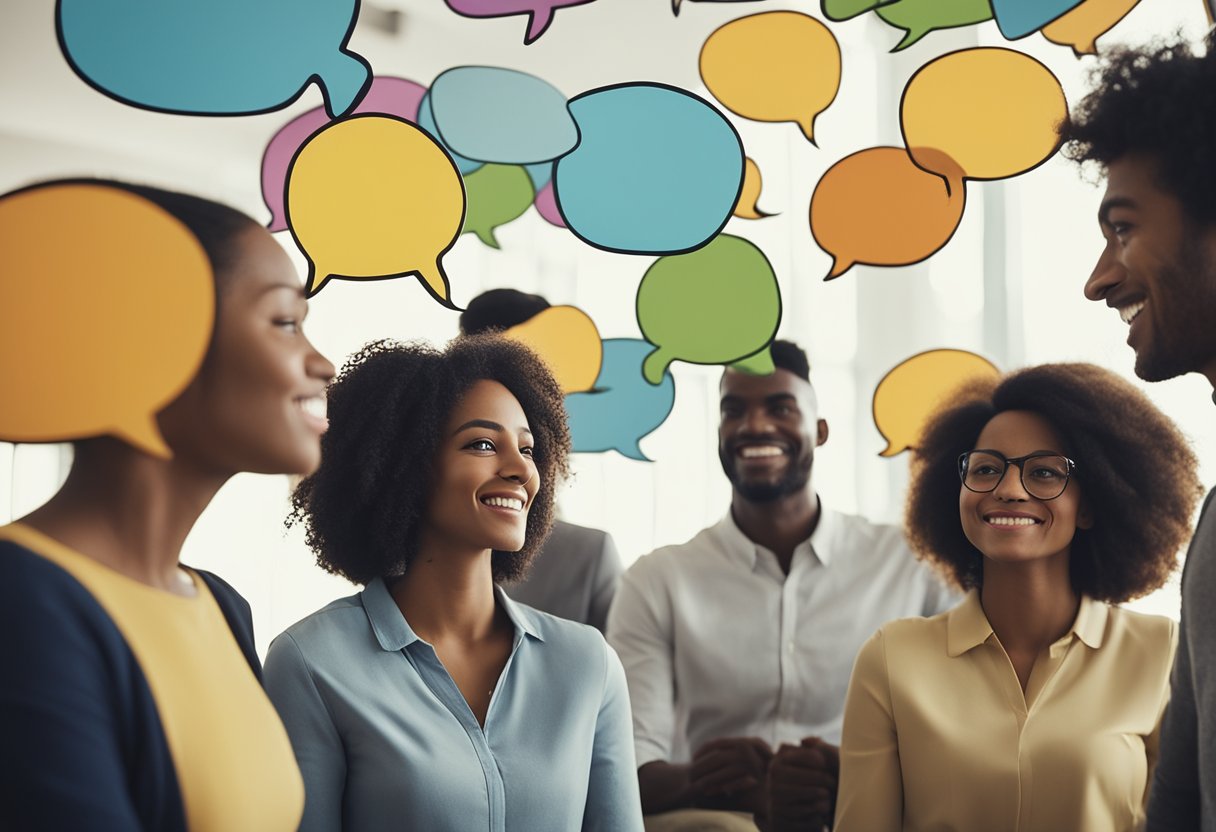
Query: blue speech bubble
429,66,579,166
554,83,744,255
565,339,676,461
417,92,485,176
989,0,1084,39
526,162,554,192
56,0,371,118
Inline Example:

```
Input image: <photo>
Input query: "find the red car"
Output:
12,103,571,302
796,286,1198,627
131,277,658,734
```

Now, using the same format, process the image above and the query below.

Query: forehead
220,227,301,299
975,410,1067,456
1101,154,1179,213
720,368,815,406
448,379,530,430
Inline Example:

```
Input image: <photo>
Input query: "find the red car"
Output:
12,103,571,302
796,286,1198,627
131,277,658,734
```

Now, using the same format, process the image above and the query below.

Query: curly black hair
1059,32,1216,224
289,335,572,585
905,363,1202,602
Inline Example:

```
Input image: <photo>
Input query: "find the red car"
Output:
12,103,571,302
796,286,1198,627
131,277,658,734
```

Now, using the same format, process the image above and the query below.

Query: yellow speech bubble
733,157,774,220
0,183,214,457
872,349,1000,457
286,114,466,307
504,305,603,394
1041,0,1140,56
810,146,966,280
901,47,1067,181
699,11,841,143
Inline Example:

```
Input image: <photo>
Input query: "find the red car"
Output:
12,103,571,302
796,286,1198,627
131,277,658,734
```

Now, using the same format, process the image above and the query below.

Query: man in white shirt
607,340,957,831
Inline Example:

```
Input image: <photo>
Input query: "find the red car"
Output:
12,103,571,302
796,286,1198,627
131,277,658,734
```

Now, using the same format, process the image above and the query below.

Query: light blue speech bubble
430,66,579,166
989,0,1084,39
565,339,676,461
526,162,554,192
56,0,371,118
417,92,485,176
554,83,744,255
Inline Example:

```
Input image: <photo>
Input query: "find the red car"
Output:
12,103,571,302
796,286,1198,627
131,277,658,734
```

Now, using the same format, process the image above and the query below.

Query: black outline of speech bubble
899,46,1067,184
820,0,900,21
55,0,373,119
633,233,783,384
870,348,1000,457
444,0,596,45
733,157,778,220
809,145,968,282
1040,0,1142,58
283,113,469,311
989,0,1086,40
873,0,995,53
553,82,745,257
700,10,842,147
672,0,767,19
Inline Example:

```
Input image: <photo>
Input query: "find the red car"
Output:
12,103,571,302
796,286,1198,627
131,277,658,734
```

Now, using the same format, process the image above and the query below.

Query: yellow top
835,591,1176,832
1,523,304,832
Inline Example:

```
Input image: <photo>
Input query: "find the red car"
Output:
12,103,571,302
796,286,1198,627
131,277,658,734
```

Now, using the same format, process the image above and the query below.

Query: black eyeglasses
958,450,1077,501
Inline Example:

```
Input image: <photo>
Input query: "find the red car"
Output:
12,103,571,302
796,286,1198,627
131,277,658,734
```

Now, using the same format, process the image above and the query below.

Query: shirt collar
361,577,544,653
714,496,834,570
947,590,1108,657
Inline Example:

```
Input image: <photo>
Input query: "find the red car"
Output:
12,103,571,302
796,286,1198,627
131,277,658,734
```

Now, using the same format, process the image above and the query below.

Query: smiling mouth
295,396,328,432
481,496,524,512
1118,300,1145,325
984,515,1041,527
737,444,786,459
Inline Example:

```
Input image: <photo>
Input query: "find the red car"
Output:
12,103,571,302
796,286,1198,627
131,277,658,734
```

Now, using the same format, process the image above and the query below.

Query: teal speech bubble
461,165,535,248
637,234,782,385
565,339,676,460
877,0,994,50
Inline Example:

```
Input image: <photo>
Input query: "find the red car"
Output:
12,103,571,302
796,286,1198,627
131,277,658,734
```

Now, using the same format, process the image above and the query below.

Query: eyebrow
258,283,307,299
452,419,533,439
1098,197,1137,227
720,393,798,405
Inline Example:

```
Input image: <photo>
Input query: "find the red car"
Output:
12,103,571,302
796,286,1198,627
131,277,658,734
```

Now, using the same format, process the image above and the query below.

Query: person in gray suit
459,288,623,632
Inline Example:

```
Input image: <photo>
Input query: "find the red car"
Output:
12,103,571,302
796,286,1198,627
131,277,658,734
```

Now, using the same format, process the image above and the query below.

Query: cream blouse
835,591,1176,832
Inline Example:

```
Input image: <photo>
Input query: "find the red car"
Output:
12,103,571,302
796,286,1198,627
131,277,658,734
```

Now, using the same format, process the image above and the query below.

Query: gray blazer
504,519,623,632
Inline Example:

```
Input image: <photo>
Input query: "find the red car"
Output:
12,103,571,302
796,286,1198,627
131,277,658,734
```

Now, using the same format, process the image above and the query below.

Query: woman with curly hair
263,336,643,832
834,363,1203,832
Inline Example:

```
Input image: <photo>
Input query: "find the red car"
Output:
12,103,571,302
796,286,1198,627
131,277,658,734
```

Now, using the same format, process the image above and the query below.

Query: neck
20,438,228,593
730,486,819,573
980,553,1078,654
390,530,502,644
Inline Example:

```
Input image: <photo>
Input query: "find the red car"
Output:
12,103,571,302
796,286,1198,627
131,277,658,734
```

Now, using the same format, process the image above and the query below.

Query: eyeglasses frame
957,449,1077,501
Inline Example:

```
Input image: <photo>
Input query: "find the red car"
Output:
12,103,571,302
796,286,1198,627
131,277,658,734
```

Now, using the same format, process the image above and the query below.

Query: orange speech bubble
733,157,774,220
901,47,1067,182
810,146,966,280
699,11,841,143
0,183,214,457
1041,0,1140,56
504,305,603,394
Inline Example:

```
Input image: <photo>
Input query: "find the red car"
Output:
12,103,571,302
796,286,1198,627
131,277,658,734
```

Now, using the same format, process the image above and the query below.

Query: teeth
986,516,1039,526
740,446,784,458
482,496,524,511
1119,301,1145,325
297,397,326,419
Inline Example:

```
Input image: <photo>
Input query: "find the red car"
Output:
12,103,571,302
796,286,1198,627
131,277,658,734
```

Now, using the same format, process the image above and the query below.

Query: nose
499,444,537,487
991,461,1031,501
306,337,336,382
741,407,775,435
1084,241,1123,302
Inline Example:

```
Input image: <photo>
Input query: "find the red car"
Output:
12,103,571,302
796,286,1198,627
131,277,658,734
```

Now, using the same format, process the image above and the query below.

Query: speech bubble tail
417,263,457,310
114,416,173,460
731,348,775,376
475,227,501,249
824,257,854,281
619,441,652,462
315,50,373,118
891,28,926,52
266,216,287,233
798,117,817,146
877,441,903,458
671,0,682,15
524,9,556,44
304,264,332,299
642,348,672,386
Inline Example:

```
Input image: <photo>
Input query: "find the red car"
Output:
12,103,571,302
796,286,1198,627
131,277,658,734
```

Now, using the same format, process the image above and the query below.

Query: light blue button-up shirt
264,578,643,832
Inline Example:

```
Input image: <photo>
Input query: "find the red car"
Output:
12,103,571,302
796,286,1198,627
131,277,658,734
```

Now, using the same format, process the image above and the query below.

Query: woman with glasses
833,363,1202,832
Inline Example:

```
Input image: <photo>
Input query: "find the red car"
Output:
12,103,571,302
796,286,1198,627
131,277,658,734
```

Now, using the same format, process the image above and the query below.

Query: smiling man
607,340,956,832
1060,34,1216,832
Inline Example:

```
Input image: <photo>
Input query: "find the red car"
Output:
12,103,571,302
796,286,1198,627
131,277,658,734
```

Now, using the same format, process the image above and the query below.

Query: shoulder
269,591,368,658
1104,604,1177,648
543,521,614,565
626,524,719,578
0,540,118,629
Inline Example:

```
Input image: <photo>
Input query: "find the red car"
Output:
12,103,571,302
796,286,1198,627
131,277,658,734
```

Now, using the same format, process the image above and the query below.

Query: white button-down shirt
606,503,958,766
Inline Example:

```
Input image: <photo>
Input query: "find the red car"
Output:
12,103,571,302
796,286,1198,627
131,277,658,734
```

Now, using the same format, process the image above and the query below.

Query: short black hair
770,339,810,382
459,288,551,335
905,363,1202,602
1060,32,1216,224
288,335,572,586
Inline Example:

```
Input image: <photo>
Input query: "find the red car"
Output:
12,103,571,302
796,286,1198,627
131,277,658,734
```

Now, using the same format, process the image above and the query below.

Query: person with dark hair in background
607,339,957,832
1059,32,1216,831
263,336,643,832
0,179,335,830
834,363,1202,831
459,288,624,632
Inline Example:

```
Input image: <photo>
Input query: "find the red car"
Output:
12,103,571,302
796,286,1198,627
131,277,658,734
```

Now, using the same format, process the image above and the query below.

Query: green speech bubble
637,233,781,385
460,164,535,248
821,0,897,21
878,0,994,51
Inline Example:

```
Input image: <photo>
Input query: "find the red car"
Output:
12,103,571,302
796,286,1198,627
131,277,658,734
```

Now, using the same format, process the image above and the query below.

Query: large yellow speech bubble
699,11,841,143
873,349,1000,457
504,305,603,394
733,157,774,220
901,47,1067,182
1041,0,1140,56
286,114,466,307
810,146,966,280
0,183,214,457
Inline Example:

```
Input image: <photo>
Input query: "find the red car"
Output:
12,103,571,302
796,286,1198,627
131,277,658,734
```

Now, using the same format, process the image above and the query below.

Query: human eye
520,445,535,458
1030,464,1066,480
273,317,300,334
464,438,495,452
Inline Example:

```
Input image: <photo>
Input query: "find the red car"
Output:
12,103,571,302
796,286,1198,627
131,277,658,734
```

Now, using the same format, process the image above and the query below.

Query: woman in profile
834,363,1202,832
264,336,643,832
0,179,335,830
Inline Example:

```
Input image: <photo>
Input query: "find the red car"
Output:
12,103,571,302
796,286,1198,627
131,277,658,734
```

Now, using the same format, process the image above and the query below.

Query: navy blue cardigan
0,541,261,831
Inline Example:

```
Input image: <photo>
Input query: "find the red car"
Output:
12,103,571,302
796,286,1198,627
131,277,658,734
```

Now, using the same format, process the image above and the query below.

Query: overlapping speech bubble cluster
822,0,1142,55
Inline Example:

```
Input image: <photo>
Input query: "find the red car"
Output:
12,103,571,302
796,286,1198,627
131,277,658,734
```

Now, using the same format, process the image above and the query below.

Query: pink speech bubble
261,76,426,231
444,0,596,45
534,180,567,228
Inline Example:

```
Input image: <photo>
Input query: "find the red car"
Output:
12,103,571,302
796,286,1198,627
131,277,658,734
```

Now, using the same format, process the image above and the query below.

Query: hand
765,737,839,831
689,736,774,813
